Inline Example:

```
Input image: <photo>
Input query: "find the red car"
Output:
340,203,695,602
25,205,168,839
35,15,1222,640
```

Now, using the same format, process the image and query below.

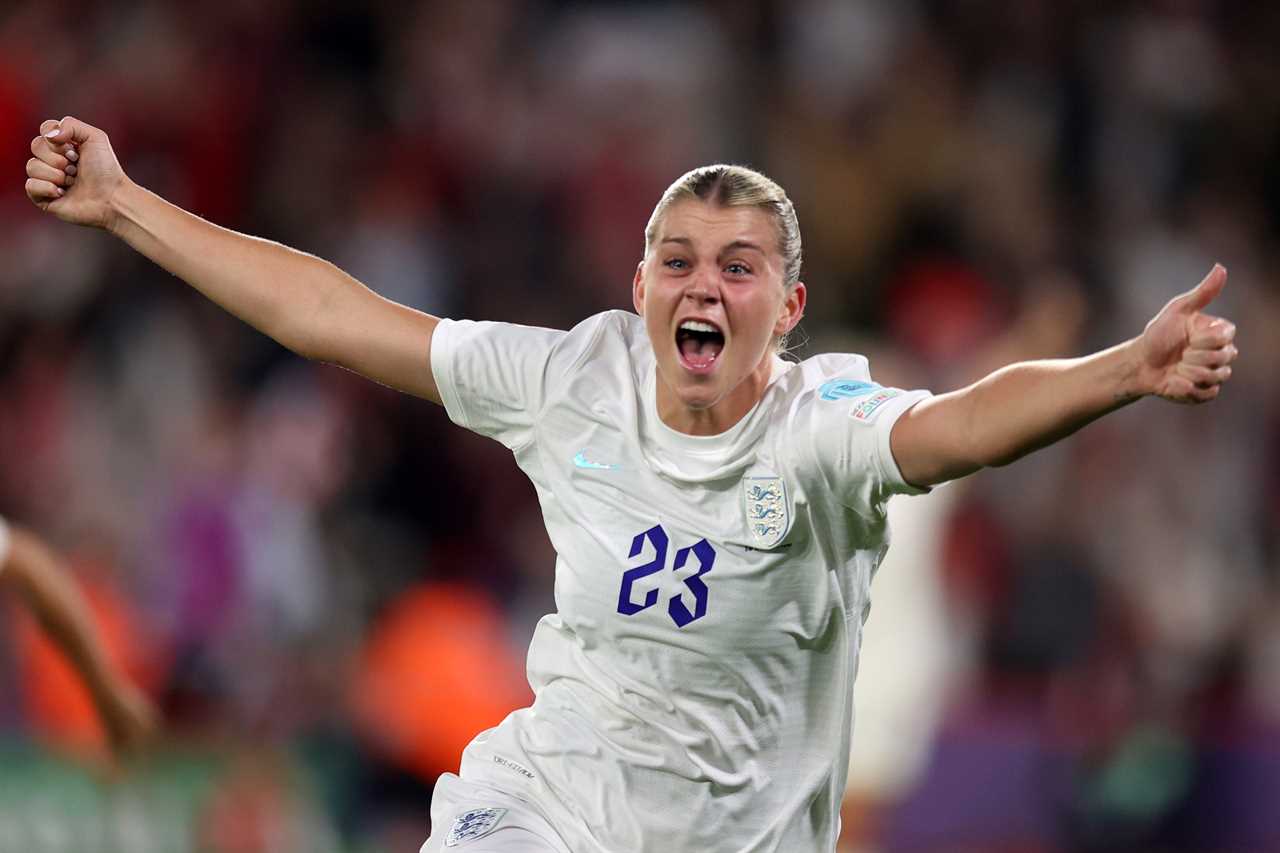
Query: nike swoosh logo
573,451,619,470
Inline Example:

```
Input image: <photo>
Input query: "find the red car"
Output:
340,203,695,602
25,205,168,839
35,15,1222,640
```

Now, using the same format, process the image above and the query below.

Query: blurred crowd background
2,1,1279,851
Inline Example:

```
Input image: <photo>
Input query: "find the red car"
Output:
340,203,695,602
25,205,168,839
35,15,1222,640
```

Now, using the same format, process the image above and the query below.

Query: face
633,199,805,429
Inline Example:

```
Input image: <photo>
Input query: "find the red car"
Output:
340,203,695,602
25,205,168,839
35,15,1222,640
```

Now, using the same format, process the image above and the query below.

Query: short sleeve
803,367,932,513
431,318,566,450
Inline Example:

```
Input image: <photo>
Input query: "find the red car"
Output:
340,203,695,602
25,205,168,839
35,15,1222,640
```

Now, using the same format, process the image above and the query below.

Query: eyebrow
660,236,767,256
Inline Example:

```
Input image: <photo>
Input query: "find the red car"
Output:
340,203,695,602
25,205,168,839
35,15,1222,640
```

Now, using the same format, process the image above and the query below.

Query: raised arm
25,116,442,403
891,264,1238,488
0,520,157,757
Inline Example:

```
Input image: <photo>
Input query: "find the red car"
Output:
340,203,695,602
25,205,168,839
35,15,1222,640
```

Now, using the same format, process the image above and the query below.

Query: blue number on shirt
616,525,668,615
616,525,716,627
668,538,715,627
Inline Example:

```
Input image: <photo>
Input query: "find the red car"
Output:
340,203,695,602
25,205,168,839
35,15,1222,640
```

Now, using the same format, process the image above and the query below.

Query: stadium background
2,1,1279,851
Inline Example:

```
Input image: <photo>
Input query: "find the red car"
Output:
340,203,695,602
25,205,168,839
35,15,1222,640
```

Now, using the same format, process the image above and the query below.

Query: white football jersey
430,310,930,852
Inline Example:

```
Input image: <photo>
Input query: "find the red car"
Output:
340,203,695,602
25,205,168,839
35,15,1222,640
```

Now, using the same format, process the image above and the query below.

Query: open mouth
675,319,725,372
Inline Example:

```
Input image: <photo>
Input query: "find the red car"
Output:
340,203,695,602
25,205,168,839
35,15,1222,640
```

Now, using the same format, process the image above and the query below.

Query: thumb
1177,263,1227,313
42,115,97,146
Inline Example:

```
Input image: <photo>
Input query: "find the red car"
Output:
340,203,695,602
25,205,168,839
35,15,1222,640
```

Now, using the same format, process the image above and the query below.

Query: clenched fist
26,116,127,231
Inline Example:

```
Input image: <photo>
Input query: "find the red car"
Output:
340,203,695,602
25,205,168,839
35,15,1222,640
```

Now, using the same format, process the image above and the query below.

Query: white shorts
419,773,571,853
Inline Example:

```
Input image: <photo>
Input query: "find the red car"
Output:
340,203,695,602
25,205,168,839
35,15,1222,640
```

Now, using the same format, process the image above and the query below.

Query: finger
1175,263,1227,313
25,177,64,202
1176,362,1231,387
1182,344,1238,368
1188,315,1236,349
43,115,98,147
1161,376,1198,404
30,135,73,169
1187,383,1221,404
26,157,69,187
1165,376,1221,404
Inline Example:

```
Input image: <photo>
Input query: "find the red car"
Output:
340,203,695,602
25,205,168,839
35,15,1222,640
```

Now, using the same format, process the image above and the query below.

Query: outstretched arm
25,116,442,402
0,520,157,756
891,264,1238,488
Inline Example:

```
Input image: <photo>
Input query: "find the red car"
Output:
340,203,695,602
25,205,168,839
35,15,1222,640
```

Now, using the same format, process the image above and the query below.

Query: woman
26,117,1236,852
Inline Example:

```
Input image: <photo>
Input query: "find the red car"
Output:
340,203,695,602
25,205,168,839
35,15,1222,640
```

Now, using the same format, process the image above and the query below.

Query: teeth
679,321,720,334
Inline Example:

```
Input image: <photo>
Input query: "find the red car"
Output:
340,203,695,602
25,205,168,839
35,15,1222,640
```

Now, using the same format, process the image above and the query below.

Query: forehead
654,199,779,254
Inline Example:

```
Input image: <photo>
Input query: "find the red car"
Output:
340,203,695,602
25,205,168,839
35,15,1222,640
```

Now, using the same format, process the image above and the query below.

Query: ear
775,281,806,336
632,261,646,315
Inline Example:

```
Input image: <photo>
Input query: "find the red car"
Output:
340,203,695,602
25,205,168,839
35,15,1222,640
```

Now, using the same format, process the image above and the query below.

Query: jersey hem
873,390,933,496
430,318,475,432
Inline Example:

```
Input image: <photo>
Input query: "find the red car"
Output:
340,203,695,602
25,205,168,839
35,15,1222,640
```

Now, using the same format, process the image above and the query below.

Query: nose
686,271,720,305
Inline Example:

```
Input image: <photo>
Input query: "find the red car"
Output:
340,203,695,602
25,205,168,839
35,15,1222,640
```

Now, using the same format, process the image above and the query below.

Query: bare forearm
106,179,441,399
962,339,1144,464
4,531,123,709
30,118,442,399
895,339,1146,485
892,266,1237,489
108,180,353,360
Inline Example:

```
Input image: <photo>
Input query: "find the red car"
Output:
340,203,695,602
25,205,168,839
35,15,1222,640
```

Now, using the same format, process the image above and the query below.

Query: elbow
271,259,345,363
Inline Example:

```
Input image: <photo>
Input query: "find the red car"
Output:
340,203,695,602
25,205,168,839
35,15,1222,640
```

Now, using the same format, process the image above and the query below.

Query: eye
664,258,689,271
724,262,751,276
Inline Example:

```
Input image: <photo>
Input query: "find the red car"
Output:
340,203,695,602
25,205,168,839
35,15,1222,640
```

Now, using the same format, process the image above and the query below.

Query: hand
26,116,127,230
1136,263,1238,403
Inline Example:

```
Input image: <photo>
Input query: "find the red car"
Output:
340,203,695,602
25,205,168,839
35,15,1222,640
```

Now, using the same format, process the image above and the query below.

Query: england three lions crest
446,807,507,846
743,475,789,549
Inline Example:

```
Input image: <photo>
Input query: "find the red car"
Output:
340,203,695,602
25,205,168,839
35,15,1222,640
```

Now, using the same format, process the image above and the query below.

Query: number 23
616,525,716,627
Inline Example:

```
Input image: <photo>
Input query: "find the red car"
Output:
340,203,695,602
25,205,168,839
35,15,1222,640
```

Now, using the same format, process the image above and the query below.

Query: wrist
1114,336,1153,403
104,177,141,238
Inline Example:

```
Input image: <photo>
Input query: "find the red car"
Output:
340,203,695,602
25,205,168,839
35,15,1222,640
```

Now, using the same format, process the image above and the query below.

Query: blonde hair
643,165,803,288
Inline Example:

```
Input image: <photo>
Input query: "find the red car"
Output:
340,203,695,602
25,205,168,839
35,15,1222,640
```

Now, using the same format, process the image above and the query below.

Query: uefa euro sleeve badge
743,475,789,549
446,807,507,846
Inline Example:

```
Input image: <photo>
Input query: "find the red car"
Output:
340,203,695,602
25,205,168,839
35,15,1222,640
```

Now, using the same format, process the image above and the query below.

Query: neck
655,355,775,436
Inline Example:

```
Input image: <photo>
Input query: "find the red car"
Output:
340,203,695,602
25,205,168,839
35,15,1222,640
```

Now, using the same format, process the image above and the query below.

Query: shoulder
564,309,641,344
567,309,645,343
770,352,875,406
433,310,637,368
551,310,649,373
766,350,917,440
